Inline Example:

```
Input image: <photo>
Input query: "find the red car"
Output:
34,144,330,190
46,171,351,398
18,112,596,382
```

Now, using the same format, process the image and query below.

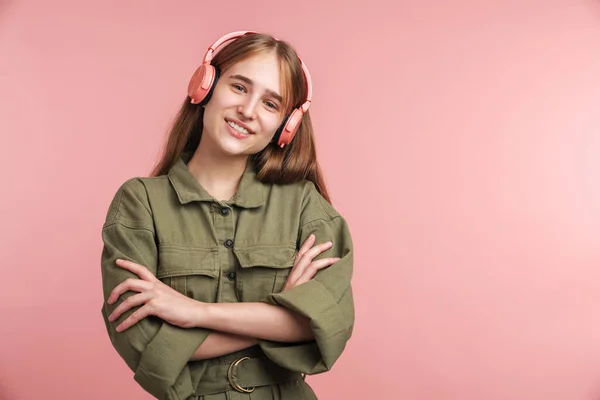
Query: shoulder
292,181,354,248
104,175,168,226
270,179,342,225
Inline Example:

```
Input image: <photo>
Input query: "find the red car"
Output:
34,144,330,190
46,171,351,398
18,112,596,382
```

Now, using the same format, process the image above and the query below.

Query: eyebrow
228,74,283,103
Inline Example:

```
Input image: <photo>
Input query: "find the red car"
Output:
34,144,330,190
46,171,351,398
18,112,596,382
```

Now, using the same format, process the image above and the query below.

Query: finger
287,235,318,286
294,258,340,286
295,241,333,272
285,257,340,290
108,292,153,322
116,305,152,332
107,278,153,304
288,242,333,287
115,259,157,282
296,234,316,261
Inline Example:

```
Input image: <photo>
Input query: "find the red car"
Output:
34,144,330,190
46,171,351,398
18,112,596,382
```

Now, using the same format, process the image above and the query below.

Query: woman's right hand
283,234,340,291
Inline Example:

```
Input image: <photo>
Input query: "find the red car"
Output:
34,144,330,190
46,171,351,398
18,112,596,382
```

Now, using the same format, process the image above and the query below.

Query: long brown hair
150,32,331,203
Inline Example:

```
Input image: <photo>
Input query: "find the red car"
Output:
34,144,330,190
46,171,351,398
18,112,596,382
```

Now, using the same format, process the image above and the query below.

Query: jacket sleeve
100,178,210,400
258,184,355,374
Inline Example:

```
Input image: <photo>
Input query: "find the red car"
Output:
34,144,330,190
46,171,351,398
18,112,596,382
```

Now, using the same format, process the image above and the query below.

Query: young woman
100,31,354,400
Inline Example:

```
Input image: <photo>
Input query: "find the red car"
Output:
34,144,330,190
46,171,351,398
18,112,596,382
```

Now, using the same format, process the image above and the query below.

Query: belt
195,356,303,395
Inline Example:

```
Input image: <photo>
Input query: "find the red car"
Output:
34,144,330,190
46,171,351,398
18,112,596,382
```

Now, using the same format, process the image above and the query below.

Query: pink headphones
187,30,313,148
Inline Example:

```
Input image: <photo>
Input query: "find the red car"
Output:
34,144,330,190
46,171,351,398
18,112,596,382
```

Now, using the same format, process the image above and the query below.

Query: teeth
228,121,249,135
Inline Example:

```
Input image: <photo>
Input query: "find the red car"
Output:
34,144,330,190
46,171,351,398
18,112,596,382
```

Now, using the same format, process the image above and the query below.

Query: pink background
2,0,600,399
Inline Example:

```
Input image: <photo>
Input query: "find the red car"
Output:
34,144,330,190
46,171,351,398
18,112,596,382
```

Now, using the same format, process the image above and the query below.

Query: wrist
191,300,210,328
196,301,220,329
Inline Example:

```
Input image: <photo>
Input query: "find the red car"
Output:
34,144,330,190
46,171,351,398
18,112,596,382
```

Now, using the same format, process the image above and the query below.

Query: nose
237,96,258,120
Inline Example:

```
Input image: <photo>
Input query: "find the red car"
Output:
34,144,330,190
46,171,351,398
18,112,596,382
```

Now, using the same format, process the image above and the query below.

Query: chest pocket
157,247,219,303
233,245,297,302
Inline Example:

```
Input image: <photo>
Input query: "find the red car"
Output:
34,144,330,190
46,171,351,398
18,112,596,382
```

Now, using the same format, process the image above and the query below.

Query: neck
187,138,249,202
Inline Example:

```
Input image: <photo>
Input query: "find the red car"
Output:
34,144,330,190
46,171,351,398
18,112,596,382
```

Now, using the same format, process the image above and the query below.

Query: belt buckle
227,356,255,393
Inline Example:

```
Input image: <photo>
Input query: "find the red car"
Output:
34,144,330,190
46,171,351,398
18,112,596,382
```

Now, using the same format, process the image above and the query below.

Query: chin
217,139,254,157
218,131,269,157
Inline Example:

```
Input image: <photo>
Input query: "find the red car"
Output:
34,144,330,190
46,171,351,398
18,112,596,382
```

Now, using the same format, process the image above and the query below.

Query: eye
231,83,246,93
263,100,278,110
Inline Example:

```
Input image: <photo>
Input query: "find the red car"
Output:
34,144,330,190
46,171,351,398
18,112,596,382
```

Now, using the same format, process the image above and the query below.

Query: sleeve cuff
134,323,210,399
268,279,349,336
260,279,352,373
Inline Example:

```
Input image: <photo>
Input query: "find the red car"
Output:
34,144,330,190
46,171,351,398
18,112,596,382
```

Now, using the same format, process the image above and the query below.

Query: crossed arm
189,302,312,360
106,234,339,361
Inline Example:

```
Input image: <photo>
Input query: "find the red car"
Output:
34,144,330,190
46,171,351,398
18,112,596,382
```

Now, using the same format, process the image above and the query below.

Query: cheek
212,85,238,107
203,94,228,124
263,113,284,134
204,86,232,113
202,106,216,130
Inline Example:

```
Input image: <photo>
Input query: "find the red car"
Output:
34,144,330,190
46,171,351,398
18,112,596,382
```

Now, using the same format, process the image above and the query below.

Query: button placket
213,202,239,303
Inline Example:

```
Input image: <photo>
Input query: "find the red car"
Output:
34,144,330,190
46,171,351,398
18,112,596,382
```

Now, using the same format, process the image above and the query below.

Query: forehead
225,51,281,93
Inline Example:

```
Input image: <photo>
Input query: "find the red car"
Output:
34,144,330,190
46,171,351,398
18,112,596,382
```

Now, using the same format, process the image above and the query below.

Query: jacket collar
167,152,266,208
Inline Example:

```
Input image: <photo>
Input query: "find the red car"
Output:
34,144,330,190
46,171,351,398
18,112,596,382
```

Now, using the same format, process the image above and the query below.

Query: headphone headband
204,30,255,64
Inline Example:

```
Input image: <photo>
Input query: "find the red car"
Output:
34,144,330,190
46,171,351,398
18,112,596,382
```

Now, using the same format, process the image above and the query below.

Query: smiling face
200,50,286,158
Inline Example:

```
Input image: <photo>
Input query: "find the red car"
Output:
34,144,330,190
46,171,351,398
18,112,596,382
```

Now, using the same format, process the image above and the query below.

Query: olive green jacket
100,153,355,399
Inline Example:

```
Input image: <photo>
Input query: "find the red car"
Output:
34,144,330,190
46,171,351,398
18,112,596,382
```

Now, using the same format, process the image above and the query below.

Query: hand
283,234,340,291
107,259,203,332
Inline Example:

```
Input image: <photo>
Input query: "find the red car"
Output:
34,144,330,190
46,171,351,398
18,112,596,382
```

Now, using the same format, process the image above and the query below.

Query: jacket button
220,208,230,216
224,239,234,248
227,271,236,280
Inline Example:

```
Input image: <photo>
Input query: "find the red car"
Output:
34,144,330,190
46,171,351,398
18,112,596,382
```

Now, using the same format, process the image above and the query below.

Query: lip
225,118,254,134
226,122,251,140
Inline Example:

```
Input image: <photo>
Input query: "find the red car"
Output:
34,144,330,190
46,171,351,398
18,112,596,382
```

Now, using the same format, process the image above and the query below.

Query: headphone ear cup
272,114,289,146
200,67,219,106
276,108,304,147
187,64,219,105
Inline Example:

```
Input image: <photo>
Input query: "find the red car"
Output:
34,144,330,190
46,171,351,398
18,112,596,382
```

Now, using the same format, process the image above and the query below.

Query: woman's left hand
107,259,202,332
